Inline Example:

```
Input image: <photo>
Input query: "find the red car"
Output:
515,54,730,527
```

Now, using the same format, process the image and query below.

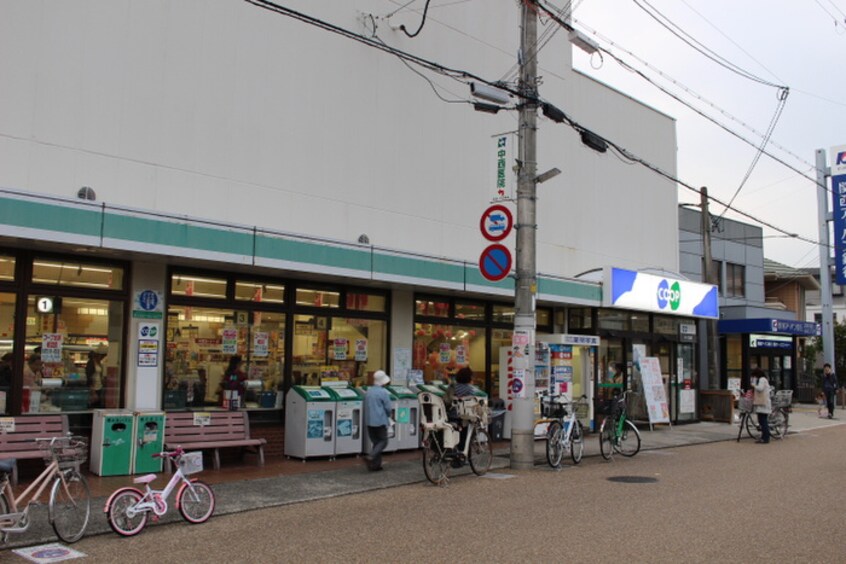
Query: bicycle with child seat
104,447,215,536
419,393,493,486
736,389,790,442
0,435,91,544
598,391,641,460
544,394,588,468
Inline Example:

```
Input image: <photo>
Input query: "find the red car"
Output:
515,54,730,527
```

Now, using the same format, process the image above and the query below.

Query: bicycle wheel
469,428,493,476
106,488,148,537
617,419,641,457
49,470,90,543
745,412,761,440
422,433,450,485
0,490,10,544
178,480,215,524
769,408,788,439
545,421,564,468
599,417,614,460
570,420,585,465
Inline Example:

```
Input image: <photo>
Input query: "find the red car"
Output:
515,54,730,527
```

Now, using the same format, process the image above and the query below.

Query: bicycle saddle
0,459,15,474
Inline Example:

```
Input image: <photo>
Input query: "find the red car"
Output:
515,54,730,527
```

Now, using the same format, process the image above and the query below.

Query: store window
235,281,285,304
492,304,514,324
566,308,593,330
0,292,15,414
415,298,449,318
0,255,14,282
166,306,286,409
23,295,123,413
32,259,123,290
726,263,745,298
489,327,512,400
455,301,485,321
654,315,678,336
171,274,227,299
346,292,386,312
296,288,340,308
413,323,486,384
291,315,386,387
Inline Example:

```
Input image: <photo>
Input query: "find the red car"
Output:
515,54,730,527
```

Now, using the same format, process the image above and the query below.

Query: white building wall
0,1,678,278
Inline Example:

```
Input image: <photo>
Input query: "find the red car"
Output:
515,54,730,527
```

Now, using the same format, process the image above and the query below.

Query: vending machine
285,386,336,459
386,385,420,450
323,383,364,457
361,386,398,454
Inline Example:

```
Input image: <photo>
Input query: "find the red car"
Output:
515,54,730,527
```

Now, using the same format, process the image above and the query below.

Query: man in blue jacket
822,363,839,419
365,370,393,471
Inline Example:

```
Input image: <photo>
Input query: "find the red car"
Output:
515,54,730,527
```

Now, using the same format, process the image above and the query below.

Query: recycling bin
90,410,134,476
133,411,166,473
324,385,364,456
387,385,420,450
285,386,336,459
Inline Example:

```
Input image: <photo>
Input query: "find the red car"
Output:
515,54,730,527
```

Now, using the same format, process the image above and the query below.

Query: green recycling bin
133,411,166,473
90,410,134,476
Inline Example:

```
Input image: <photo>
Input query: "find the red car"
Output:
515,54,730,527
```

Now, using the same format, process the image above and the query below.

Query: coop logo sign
656,280,681,311
603,267,718,319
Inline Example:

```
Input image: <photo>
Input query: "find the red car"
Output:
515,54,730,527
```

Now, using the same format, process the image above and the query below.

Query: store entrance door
673,343,696,422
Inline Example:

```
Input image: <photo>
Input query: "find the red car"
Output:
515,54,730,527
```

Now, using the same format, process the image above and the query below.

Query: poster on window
679,389,696,414
439,343,451,364
333,338,348,361
222,327,238,355
640,356,670,423
253,331,269,357
41,333,63,363
354,339,368,361
455,344,467,365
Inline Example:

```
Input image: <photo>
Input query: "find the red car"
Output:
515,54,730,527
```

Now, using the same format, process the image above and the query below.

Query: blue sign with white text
833,174,846,285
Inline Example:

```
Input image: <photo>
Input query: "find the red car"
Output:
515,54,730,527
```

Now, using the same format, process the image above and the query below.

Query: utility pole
510,0,539,470
700,187,719,389
816,149,835,368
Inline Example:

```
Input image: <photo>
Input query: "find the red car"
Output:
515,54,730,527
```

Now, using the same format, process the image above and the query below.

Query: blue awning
718,318,819,336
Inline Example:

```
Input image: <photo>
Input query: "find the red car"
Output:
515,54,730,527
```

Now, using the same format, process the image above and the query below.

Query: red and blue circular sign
479,244,512,282
480,204,513,242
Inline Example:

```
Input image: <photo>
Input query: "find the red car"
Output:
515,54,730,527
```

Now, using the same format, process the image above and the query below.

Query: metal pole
510,0,539,470
817,149,835,367
700,187,719,389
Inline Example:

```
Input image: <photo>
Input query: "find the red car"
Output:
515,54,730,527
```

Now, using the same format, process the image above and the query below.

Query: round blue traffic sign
480,204,514,242
479,244,513,282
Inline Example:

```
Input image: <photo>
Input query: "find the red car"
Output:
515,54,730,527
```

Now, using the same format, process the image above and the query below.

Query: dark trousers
825,390,835,418
757,412,770,443
367,425,388,469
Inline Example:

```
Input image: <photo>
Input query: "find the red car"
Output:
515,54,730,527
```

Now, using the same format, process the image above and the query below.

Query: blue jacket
365,386,392,427
823,371,838,393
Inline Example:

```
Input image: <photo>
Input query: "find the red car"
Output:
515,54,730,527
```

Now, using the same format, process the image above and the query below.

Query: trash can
133,411,166,473
489,409,506,441
90,410,134,476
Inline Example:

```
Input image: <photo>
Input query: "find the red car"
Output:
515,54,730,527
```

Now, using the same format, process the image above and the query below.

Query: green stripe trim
103,213,254,256
255,234,371,271
465,267,515,291
0,196,101,237
539,277,602,302
373,253,464,285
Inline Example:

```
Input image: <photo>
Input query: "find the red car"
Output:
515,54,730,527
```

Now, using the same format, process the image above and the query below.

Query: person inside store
0,353,12,391
751,367,771,444
23,353,43,388
219,355,247,409
822,363,838,420
364,370,393,472
86,344,108,408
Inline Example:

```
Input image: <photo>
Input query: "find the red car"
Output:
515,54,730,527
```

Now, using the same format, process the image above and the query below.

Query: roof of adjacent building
763,258,820,290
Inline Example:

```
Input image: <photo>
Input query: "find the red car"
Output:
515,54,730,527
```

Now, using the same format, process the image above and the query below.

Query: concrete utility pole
816,149,835,368
510,0,539,470
700,187,720,389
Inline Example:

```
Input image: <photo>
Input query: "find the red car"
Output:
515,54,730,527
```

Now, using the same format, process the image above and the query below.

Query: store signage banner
253,331,269,357
41,333,63,363
640,356,670,424
492,134,515,201
355,339,368,362
831,145,846,284
333,339,348,361
222,328,238,355
603,267,718,319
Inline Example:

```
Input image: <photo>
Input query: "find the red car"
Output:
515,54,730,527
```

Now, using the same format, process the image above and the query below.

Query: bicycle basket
574,400,590,419
596,399,615,416
178,451,204,475
773,390,793,408
737,396,754,414
40,436,88,470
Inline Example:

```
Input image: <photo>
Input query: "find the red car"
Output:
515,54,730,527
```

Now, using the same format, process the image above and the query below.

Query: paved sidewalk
3,409,843,551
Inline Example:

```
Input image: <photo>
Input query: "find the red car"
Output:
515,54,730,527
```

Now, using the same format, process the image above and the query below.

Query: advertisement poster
137,339,159,367
41,333,63,363
393,348,411,385
222,327,238,355
679,389,696,414
439,343,452,364
455,344,467,365
640,357,670,423
512,369,526,398
253,331,269,357
307,410,324,439
355,339,368,361
193,412,211,426
333,338,348,361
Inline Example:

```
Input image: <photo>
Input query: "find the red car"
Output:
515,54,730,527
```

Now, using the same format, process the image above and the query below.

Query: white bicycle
544,395,588,468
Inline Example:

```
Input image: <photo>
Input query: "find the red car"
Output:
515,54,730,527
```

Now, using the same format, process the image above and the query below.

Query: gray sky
569,0,846,269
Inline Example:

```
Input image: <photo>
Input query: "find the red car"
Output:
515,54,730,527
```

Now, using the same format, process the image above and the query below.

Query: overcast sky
568,0,846,269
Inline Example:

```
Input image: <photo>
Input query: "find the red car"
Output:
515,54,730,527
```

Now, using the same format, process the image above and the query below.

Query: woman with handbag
751,368,771,444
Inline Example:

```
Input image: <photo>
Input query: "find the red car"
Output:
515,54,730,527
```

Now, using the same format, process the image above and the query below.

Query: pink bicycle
103,447,215,536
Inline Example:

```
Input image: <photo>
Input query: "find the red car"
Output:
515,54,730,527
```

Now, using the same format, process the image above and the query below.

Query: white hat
94,343,109,355
373,370,390,387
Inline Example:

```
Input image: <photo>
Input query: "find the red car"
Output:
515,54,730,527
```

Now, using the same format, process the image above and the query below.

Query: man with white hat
364,370,393,471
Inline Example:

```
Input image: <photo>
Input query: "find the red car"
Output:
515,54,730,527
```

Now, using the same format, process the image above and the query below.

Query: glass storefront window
492,304,514,324
489,328,512,399
415,298,449,318
23,295,123,413
0,292,15,413
32,259,123,290
537,308,552,329
171,274,227,299
291,315,386,387
412,323,487,386
567,308,593,330
296,288,340,308
346,292,386,312
166,306,287,409
630,313,649,333
653,315,677,335
455,301,485,321
235,281,285,304
0,255,14,282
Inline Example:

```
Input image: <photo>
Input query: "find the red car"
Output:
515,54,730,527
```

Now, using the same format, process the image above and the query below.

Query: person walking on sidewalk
751,368,771,444
365,370,393,471
822,363,838,420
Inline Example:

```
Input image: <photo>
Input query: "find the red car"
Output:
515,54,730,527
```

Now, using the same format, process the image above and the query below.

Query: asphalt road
19,423,844,563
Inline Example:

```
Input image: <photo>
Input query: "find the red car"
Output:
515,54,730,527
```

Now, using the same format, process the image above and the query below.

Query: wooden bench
0,415,70,486
164,411,266,472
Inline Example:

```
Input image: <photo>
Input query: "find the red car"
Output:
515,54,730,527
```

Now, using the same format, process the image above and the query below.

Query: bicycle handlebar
152,447,184,459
